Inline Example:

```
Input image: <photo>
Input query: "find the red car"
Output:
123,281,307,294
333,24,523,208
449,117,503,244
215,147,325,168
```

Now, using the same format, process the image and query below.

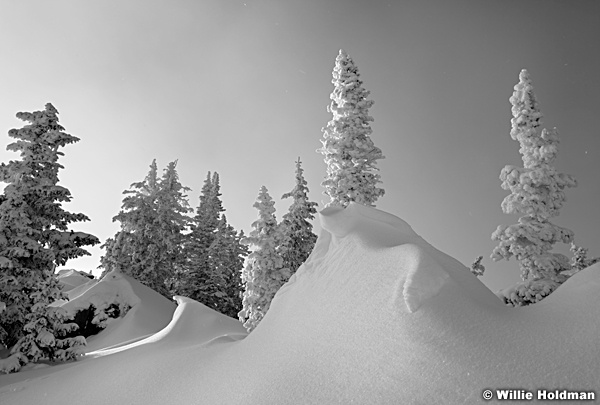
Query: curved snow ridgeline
1,203,599,404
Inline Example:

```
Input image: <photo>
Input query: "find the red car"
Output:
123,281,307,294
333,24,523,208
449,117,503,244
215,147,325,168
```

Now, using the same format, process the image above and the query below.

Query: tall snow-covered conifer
171,171,247,318
173,172,224,302
239,186,289,332
100,160,161,279
153,161,192,291
207,215,249,318
318,49,385,207
280,158,318,275
491,70,577,306
0,104,99,373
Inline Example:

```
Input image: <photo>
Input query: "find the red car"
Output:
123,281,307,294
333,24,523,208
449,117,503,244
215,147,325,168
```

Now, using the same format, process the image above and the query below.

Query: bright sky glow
0,0,598,292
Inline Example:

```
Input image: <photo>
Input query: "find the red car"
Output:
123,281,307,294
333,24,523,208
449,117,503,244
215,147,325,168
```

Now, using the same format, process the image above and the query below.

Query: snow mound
79,271,177,353
56,269,94,292
53,270,140,314
87,296,245,357
1,203,598,404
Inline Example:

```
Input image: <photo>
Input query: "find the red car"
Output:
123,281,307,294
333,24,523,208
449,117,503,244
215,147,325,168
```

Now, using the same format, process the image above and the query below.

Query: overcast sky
1,0,599,292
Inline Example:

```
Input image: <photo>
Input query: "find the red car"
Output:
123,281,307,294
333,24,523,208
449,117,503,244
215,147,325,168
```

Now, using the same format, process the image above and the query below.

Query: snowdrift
56,269,95,292
1,203,598,404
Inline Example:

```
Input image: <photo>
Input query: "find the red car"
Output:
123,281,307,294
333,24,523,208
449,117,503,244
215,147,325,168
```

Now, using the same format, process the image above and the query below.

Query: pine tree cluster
170,172,249,318
100,160,191,298
239,159,318,332
100,168,249,319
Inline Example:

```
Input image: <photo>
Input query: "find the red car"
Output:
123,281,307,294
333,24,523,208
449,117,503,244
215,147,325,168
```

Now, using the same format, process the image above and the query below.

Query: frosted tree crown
318,49,385,208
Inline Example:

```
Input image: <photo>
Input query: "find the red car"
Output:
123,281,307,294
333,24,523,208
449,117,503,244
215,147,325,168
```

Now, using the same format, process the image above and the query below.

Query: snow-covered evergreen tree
100,160,190,298
280,158,318,276
100,159,159,275
563,243,600,276
99,160,160,279
470,256,485,277
206,215,249,318
0,104,99,373
239,186,290,332
172,172,224,302
318,49,385,208
152,160,192,291
169,171,247,318
491,70,577,306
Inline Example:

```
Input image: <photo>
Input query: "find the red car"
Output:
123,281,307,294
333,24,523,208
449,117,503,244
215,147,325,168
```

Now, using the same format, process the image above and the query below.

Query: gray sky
1,0,599,292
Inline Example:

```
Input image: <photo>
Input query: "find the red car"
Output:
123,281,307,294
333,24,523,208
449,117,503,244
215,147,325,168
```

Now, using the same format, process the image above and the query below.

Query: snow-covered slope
80,272,178,352
56,269,95,292
1,203,598,404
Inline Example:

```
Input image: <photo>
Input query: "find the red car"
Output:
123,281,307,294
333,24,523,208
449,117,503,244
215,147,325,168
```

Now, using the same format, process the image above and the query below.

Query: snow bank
56,269,94,292
1,203,598,404
80,272,177,353
86,295,245,357
53,270,140,313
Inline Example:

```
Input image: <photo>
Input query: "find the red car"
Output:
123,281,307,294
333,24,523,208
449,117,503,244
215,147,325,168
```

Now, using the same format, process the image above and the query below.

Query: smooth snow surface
55,269,94,292
1,203,598,404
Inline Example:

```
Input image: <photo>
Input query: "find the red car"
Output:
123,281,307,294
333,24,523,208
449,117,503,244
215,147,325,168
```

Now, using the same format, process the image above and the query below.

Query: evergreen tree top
210,172,224,214
509,69,562,169
282,158,309,197
158,160,192,215
196,171,224,216
8,103,79,149
506,70,576,179
128,159,159,199
0,103,99,268
320,49,382,168
328,51,374,130
254,186,276,219
2,104,80,189
160,160,190,195
510,69,542,139
282,157,317,220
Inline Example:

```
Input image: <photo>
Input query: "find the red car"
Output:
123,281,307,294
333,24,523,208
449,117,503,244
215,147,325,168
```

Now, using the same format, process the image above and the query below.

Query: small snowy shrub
497,278,564,307
68,302,131,338
564,243,600,276
470,256,485,277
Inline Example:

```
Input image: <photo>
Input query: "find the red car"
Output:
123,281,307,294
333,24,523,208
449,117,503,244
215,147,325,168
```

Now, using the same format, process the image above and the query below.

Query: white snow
0,203,598,403
55,269,93,292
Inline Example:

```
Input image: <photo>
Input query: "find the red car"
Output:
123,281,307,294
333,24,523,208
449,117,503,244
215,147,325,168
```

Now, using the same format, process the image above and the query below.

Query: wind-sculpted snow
54,271,141,314
56,269,95,292
81,273,177,353
1,203,598,404
86,296,246,357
